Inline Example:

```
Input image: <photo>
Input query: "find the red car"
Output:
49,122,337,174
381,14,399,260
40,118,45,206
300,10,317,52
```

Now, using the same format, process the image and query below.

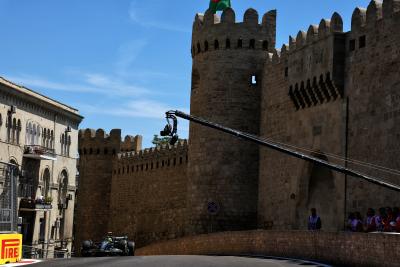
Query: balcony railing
19,198,52,211
23,145,57,161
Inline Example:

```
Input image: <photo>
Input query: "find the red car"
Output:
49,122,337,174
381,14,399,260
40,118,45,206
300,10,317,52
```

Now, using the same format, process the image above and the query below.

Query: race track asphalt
32,255,330,267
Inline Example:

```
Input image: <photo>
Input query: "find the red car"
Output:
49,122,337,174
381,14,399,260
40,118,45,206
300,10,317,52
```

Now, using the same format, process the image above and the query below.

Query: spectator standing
395,208,400,232
383,207,394,232
375,208,386,232
352,212,363,232
364,208,376,232
308,208,321,230
346,212,355,231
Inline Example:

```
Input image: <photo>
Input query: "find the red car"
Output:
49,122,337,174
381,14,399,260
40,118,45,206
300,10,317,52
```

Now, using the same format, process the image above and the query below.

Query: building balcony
23,145,57,161
19,198,53,211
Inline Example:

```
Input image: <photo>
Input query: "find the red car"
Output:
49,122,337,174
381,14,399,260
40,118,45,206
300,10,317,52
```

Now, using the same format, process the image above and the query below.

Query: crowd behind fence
347,207,400,233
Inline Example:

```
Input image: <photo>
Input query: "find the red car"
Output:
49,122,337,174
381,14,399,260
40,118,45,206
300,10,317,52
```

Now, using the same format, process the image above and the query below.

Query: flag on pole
209,0,231,14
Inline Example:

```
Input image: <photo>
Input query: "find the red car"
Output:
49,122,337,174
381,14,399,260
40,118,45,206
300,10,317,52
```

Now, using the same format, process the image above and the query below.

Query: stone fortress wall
109,140,188,247
76,0,400,252
76,129,188,248
259,0,400,231
188,8,276,235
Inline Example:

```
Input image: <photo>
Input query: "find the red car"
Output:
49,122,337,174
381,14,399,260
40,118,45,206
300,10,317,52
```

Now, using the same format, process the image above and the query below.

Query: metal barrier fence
0,162,18,233
22,245,71,259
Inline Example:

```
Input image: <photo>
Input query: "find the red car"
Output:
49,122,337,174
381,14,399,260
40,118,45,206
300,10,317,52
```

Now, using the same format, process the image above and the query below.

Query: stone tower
75,129,142,253
186,8,276,234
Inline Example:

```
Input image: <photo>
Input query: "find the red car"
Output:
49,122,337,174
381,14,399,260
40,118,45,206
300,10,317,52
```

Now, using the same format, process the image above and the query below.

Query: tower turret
75,129,141,254
186,8,276,234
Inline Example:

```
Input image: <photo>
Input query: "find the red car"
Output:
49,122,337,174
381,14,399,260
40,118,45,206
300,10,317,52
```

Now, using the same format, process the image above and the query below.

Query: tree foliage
152,135,172,147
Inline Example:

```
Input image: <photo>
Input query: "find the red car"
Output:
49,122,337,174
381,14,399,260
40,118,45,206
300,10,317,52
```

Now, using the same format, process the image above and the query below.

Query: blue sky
0,0,370,147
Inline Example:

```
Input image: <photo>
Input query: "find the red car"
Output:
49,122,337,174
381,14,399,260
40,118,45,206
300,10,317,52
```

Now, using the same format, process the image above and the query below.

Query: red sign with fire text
0,234,22,264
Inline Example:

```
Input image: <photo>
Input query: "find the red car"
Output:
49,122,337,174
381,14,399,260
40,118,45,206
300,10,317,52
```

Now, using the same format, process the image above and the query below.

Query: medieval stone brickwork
74,129,126,251
136,230,400,267
259,0,400,231
76,0,400,251
188,8,276,235
76,130,188,248
109,142,188,247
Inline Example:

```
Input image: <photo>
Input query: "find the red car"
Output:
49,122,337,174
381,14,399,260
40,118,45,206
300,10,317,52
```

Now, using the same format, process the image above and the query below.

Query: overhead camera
160,124,172,137
161,111,179,145
170,134,179,146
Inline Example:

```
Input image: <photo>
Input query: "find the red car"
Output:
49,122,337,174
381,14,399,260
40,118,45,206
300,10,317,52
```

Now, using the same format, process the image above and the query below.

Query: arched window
6,114,12,142
262,40,269,50
42,128,46,147
26,122,32,145
46,129,50,148
16,120,21,144
43,168,51,198
237,39,243,48
61,134,65,155
67,136,71,156
214,40,219,50
249,39,255,49
50,130,54,149
61,133,69,156
58,170,68,205
58,170,69,239
31,124,36,145
36,125,41,145
204,40,209,51
12,118,16,143
226,38,231,49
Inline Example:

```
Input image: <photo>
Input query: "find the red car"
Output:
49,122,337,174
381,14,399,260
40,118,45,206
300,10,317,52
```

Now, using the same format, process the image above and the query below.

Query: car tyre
82,240,92,249
128,241,135,256
81,250,90,257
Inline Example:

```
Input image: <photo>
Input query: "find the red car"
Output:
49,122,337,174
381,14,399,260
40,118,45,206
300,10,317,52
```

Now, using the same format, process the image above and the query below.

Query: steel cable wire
260,136,400,176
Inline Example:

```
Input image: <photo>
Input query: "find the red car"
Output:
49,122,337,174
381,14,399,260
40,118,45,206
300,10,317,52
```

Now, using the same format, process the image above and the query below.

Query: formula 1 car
81,234,135,257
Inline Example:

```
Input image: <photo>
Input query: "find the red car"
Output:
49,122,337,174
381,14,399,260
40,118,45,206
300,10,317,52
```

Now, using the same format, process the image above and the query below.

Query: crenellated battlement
350,0,400,33
121,135,142,152
76,0,400,251
264,12,346,111
263,0,400,112
191,8,276,57
118,140,188,160
78,128,121,141
193,8,276,30
347,0,400,52
78,128,142,156
114,140,189,175
266,12,344,66
265,0,400,68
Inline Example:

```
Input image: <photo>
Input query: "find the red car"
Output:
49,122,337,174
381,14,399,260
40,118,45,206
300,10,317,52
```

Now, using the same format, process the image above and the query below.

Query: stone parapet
137,230,400,267
192,8,276,58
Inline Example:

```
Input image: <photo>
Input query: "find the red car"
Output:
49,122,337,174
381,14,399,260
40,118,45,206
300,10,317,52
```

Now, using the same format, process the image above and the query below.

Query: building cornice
0,76,84,122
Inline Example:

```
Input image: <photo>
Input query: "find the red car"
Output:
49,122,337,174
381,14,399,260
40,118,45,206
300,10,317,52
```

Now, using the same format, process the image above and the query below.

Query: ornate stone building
0,77,83,257
76,0,400,251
